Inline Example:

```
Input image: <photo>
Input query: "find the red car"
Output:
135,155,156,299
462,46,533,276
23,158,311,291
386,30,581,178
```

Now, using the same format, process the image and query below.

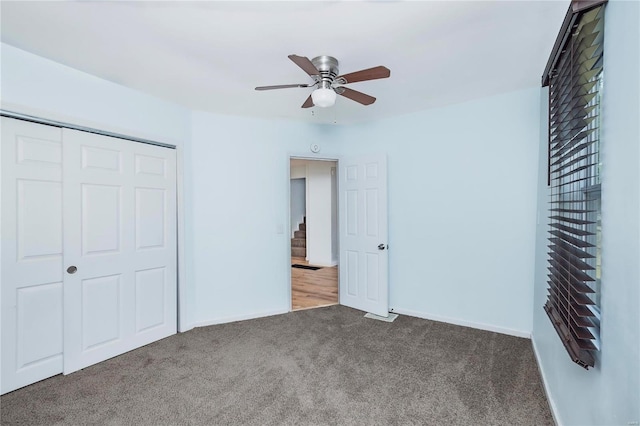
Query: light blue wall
0,40,548,339
0,43,191,146
0,42,195,328
0,38,544,337
189,112,341,324
336,88,542,336
531,1,640,425
189,89,541,333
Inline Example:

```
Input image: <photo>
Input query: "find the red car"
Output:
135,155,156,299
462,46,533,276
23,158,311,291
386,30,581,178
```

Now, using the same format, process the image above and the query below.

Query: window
541,1,606,369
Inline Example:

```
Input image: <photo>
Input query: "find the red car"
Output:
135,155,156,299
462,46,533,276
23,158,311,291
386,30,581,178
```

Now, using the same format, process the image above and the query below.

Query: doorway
289,158,338,311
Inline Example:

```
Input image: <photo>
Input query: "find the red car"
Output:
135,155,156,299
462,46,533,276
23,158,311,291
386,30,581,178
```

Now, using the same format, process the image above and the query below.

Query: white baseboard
390,307,532,339
306,259,337,267
531,334,562,426
193,308,289,328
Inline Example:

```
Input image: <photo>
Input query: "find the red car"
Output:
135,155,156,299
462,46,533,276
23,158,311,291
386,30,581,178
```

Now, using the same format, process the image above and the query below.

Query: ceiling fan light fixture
311,87,336,108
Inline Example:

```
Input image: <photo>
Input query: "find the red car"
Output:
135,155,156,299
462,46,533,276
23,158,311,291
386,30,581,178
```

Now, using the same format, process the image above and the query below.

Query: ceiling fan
255,55,390,108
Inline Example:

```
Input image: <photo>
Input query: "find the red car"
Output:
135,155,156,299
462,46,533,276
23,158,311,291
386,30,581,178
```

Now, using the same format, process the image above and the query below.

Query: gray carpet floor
1,305,553,425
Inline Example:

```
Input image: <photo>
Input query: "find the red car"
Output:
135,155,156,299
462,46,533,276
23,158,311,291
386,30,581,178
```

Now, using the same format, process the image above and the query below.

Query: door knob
378,244,387,250
66,266,77,274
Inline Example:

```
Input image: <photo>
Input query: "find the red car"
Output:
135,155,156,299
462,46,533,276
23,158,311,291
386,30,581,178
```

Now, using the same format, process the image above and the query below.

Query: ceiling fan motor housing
312,56,339,89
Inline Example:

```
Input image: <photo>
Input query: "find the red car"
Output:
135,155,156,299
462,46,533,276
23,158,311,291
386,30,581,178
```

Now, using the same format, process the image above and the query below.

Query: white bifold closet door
1,117,177,394
62,129,177,374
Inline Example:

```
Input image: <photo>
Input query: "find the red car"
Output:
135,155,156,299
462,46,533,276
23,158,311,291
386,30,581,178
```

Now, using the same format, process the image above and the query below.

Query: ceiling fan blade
337,87,376,105
301,95,314,108
288,54,320,76
336,66,390,84
255,84,311,91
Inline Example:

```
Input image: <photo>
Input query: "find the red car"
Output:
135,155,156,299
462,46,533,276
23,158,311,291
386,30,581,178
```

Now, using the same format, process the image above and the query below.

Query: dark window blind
542,2,605,369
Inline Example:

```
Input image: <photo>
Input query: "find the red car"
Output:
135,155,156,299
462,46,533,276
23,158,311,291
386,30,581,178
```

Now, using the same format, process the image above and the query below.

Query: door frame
287,153,341,312
0,109,190,334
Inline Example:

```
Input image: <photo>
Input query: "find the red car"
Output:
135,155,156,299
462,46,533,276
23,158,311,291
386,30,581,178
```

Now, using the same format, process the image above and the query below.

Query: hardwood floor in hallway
291,257,338,311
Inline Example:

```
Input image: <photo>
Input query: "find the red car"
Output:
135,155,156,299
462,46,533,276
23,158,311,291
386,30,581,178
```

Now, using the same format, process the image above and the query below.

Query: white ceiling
1,1,567,124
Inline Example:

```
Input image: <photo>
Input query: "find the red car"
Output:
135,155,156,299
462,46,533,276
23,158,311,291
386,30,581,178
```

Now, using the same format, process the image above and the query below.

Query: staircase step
291,247,306,257
298,223,306,231
291,238,306,248
294,230,306,239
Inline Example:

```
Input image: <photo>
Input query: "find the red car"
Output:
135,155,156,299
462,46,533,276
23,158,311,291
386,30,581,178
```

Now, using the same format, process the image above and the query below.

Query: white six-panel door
338,155,389,317
62,129,177,374
1,118,65,394
1,117,177,393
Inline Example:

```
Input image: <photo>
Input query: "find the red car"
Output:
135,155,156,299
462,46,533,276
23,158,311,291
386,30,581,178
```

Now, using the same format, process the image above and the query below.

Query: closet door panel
1,117,64,394
62,129,177,374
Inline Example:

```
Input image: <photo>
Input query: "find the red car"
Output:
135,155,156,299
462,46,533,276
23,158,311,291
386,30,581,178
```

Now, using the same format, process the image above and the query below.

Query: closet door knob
66,266,78,274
